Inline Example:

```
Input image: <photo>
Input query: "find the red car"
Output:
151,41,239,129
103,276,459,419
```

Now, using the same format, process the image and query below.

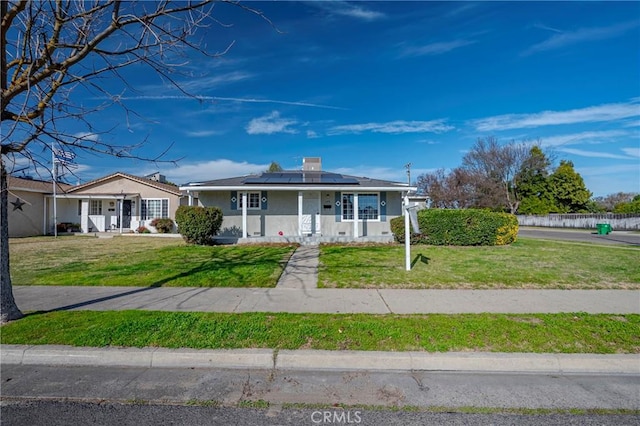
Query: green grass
10,236,296,287
2,311,638,353
319,238,640,289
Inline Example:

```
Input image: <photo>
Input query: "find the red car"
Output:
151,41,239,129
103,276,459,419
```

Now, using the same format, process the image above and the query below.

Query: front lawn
319,238,640,289
10,236,296,287
1,311,638,354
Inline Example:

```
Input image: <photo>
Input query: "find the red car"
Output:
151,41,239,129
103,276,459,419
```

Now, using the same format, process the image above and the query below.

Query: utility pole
404,163,412,187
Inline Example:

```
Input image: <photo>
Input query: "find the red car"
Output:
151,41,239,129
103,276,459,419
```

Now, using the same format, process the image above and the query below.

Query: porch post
241,192,247,239
297,191,303,236
353,192,359,238
119,197,124,234
188,191,194,206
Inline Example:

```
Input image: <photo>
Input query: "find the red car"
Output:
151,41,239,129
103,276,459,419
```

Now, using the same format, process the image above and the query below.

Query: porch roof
45,193,139,199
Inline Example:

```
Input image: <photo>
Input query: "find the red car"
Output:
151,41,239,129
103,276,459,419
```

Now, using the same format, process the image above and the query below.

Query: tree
517,146,557,214
416,167,476,209
548,160,592,213
461,137,530,213
592,192,638,212
1,1,270,323
266,161,283,172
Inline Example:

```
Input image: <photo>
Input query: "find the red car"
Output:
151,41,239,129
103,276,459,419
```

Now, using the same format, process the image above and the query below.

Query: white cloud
537,130,629,147
184,130,223,138
328,119,453,135
306,130,319,139
522,20,639,56
471,100,640,132
313,2,385,21
118,95,345,110
622,147,640,158
245,111,298,135
140,159,268,185
73,132,100,142
557,148,633,160
402,39,476,57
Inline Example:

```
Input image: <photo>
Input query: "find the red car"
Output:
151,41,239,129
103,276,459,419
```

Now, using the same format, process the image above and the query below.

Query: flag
54,148,76,164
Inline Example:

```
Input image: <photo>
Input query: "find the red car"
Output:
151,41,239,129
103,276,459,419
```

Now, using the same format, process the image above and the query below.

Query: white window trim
141,198,170,220
237,191,261,210
89,199,102,216
341,192,381,222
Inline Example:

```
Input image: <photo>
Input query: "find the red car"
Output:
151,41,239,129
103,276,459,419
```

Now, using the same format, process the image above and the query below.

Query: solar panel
244,172,359,185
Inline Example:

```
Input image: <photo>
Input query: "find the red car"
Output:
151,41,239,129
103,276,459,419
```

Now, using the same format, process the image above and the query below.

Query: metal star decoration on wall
11,198,26,211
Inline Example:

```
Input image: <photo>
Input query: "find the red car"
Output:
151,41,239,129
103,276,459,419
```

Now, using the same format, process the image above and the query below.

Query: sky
12,1,640,196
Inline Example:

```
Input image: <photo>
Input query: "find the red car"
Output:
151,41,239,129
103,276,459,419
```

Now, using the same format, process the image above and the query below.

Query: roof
8,176,72,193
181,170,415,192
67,172,181,196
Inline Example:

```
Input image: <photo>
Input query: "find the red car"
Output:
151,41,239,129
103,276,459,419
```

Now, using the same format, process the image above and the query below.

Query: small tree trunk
0,159,23,323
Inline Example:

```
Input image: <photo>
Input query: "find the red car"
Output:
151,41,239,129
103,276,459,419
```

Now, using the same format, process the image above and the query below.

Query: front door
118,200,132,228
301,192,320,235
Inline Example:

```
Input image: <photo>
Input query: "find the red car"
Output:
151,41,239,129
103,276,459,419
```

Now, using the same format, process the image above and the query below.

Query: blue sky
20,1,640,196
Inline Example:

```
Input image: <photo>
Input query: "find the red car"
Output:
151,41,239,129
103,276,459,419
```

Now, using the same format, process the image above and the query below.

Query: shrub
391,209,518,246
136,226,151,234
150,218,174,233
175,205,223,245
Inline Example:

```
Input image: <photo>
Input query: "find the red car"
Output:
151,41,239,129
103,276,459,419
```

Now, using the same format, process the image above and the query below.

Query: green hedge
175,206,223,245
391,209,518,246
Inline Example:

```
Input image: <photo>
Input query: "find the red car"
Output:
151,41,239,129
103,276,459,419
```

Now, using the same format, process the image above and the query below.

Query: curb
2,345,638,374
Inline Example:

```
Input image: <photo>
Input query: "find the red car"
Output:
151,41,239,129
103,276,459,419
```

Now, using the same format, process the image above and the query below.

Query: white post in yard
241,192,248,239
404,194,410,271
297,191,303,236
353,192,359,239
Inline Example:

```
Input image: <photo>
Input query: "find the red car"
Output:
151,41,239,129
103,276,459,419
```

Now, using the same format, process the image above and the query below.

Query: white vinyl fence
517,214,640,231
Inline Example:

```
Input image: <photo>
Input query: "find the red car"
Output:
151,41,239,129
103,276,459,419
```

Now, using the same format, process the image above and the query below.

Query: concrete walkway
5,245,639,377
276,245,318,289
12,286,640,314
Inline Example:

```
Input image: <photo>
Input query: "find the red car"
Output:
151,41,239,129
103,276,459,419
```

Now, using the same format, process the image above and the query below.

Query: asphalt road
518,227,640,246
2,400,639,426
2,364,638,410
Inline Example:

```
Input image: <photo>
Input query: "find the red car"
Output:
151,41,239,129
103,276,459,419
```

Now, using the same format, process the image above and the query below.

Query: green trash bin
596,223,612,235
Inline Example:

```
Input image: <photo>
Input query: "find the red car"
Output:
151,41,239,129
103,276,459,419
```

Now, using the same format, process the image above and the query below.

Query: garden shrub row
391,209,518,246
175,205,223,245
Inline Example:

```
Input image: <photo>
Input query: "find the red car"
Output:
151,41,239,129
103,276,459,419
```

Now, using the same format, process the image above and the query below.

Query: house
7,176,72,237
180,158,416,243
8,172,182,236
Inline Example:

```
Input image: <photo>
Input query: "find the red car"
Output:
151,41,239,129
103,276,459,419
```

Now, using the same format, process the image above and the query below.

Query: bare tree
417,168,476,209
461,137,530,214
1,0,270,323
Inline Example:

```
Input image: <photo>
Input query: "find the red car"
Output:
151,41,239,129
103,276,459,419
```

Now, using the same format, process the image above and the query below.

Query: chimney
302,157,321,171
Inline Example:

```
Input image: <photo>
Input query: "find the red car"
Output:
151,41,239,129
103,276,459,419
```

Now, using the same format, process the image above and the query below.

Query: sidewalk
5,246,640,377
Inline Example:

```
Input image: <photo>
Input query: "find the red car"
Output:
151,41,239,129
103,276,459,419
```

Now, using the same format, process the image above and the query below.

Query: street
2,400,639,426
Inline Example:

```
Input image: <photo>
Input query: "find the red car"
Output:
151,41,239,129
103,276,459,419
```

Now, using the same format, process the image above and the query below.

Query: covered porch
45,193,139,234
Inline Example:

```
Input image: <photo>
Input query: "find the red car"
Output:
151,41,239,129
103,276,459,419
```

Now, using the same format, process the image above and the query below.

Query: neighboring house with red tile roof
8,172,183,237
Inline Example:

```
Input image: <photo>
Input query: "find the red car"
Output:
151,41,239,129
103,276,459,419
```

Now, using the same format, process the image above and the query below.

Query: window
89,200,102,215
358,194,379,220
238,192,261,210
141,199,169,220
342,193,379,221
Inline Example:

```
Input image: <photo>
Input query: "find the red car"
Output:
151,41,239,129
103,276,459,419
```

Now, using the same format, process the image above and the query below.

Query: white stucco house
180,158,416,243
8,172,182,236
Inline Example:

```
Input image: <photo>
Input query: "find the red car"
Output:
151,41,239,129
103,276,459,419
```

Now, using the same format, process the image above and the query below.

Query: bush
391,209,518,246
175,205,223,245
150,218,174,233
136,226,151,234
